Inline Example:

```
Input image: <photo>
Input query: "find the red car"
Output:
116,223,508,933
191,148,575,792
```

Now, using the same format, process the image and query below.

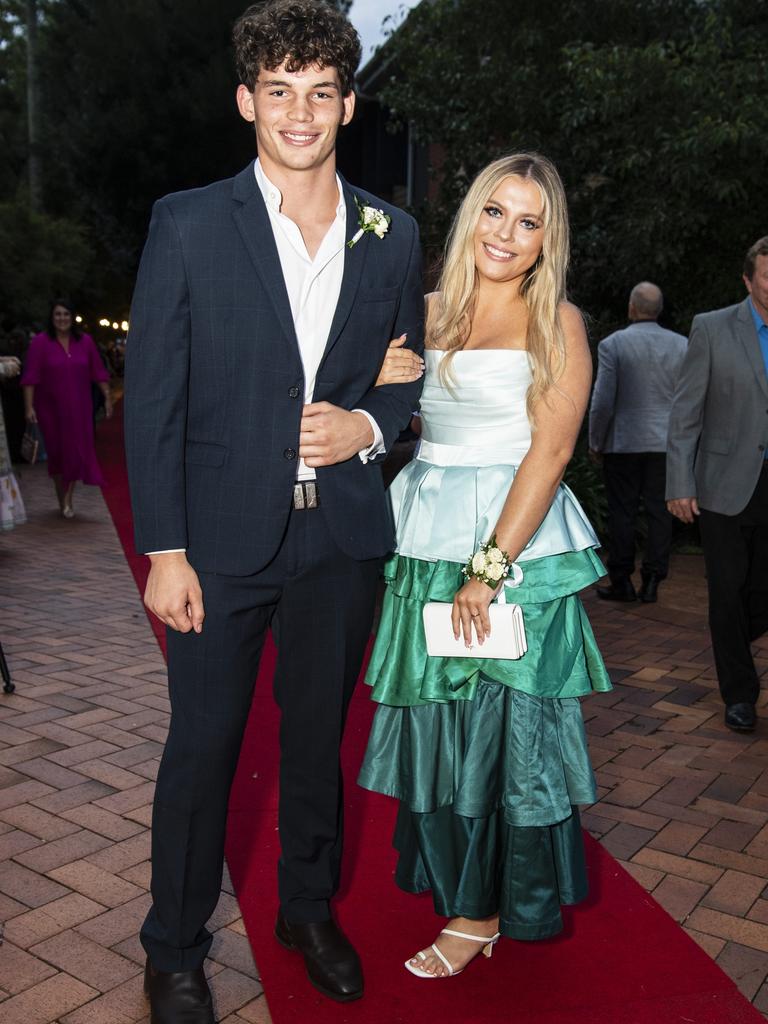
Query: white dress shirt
146,160,383,554
255,160,383,481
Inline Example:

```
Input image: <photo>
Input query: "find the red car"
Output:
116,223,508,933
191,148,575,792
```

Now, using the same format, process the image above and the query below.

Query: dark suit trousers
603,452,674,579
140,506,381,972
699,465,768,706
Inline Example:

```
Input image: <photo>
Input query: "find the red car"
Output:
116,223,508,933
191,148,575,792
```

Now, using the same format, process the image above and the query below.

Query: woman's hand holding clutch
451,577,502,649
375,334,424,386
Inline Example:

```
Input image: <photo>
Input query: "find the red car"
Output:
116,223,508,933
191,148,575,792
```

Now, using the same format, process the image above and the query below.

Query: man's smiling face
237,61,355,177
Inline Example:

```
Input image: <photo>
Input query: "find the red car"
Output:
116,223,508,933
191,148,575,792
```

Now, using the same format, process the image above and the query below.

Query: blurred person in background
0,355,26,530
0,328,29,463
21,298,112,519
588,282,686,603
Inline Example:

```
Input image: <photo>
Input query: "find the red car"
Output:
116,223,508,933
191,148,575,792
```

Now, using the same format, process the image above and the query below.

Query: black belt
292,481,320,510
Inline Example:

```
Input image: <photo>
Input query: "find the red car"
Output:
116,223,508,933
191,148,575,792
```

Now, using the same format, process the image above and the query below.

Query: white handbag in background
422,599,527,659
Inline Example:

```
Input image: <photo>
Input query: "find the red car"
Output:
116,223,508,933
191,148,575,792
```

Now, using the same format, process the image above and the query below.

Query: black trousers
603,452,674,580
699,466,768,706
140,506,381,972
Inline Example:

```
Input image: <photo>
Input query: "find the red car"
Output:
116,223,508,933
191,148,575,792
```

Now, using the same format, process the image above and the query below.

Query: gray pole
26,0,41,211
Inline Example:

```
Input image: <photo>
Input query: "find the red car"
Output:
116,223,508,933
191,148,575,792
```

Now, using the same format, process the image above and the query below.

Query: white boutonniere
347,195,391,249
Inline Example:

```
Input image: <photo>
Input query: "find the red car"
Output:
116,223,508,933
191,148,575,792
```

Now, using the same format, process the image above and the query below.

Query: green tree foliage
0,200,92,323
0,1,30,198
0,0,351,322
381,0,768,332
35,0,256,311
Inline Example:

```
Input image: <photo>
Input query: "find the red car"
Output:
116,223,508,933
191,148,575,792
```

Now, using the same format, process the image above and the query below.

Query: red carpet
99,403,764,1024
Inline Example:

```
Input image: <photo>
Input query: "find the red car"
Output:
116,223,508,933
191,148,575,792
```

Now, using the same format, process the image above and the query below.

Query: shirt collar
254,158,346,220
749,298,768,332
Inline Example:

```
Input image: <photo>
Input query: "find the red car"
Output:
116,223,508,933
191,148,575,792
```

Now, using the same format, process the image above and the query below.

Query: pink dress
21,332,109,486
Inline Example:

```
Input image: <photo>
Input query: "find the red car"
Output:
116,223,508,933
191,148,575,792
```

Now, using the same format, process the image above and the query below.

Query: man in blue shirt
667,236,768,732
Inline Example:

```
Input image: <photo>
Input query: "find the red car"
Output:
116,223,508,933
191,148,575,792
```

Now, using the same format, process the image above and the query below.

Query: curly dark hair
233,1,361,96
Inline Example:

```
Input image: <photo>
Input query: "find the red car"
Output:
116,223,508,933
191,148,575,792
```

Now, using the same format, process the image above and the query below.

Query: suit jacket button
288,386,300,398
283,447,297,460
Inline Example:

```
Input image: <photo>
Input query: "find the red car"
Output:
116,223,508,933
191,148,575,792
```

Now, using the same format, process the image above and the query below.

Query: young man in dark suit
125,3,424,1019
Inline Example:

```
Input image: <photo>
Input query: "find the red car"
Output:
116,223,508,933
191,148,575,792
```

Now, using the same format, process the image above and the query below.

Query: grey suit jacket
589,321,687,453
666,298,768,515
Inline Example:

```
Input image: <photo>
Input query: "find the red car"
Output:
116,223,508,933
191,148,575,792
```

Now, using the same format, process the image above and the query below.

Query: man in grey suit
667,236,768,733
589,282,686,603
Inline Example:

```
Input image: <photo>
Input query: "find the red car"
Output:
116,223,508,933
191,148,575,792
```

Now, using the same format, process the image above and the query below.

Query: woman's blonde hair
431,152,570,417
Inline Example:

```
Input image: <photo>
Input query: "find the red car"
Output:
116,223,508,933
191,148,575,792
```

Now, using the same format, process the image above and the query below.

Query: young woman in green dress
361,153,612,979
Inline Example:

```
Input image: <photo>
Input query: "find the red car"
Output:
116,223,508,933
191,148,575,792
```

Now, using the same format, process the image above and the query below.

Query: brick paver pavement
2,461,768,1020
0,464,269,1024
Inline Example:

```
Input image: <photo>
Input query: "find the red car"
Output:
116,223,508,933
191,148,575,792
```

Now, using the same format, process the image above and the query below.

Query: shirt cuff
352,409,385,463
145,549,186,555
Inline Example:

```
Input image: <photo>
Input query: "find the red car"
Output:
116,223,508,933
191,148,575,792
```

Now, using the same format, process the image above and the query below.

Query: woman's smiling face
52,305,73,333
473,175,545,285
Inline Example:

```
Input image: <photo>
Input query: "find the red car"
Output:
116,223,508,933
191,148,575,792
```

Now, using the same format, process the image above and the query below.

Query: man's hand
299,403,374,467
667,497,700,524
145,552,204,633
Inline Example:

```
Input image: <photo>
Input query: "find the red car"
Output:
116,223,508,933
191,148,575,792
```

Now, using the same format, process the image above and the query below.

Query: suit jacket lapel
320,179,370,365
736,297,768,400
231,162,301,359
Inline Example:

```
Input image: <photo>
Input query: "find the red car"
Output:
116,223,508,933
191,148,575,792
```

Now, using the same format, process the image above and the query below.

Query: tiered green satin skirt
358,548,612,940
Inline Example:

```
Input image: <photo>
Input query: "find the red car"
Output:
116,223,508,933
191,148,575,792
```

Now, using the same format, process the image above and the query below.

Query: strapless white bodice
390,349,599,565
418,349,533,466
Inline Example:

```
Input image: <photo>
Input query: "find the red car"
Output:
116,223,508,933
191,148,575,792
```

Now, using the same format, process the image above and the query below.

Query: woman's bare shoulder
558,301,589,349
557,300,585,329
425,291,441,314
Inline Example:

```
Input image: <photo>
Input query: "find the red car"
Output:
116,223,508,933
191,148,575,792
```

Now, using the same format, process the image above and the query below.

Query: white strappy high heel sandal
404,927,501,978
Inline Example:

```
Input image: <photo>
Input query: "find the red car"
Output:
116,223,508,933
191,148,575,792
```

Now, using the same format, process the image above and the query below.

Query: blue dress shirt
749,299,768,458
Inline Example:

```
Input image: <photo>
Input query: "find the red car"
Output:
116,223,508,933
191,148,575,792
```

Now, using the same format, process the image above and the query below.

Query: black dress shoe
724,702,757,733
144,959,214,1024
596,577,637,602
640,573,662,603
275,912,363,1002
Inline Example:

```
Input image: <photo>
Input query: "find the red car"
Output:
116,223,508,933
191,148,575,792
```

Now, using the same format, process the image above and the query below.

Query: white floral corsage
347,196,391,249
463,535,512,590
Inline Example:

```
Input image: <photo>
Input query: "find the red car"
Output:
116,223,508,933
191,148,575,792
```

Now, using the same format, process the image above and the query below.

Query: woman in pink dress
21,299,112,518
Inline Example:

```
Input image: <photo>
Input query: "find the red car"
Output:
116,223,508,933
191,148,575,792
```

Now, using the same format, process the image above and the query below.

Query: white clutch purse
422,600,527,659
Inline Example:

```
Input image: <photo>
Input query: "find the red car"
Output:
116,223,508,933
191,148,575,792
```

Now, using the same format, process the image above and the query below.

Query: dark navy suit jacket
124,161,424,575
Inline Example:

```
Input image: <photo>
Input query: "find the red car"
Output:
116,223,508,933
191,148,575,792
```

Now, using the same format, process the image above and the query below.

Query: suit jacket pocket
185,440,227,467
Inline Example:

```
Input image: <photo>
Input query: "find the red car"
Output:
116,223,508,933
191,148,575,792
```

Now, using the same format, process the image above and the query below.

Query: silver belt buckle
293,481,319,510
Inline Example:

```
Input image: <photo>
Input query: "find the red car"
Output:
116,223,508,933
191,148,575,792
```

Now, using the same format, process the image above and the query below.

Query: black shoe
724,702,757,733
640,573,662,603
144,959,214,1024
275,912,363,1003
596,577,637,602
